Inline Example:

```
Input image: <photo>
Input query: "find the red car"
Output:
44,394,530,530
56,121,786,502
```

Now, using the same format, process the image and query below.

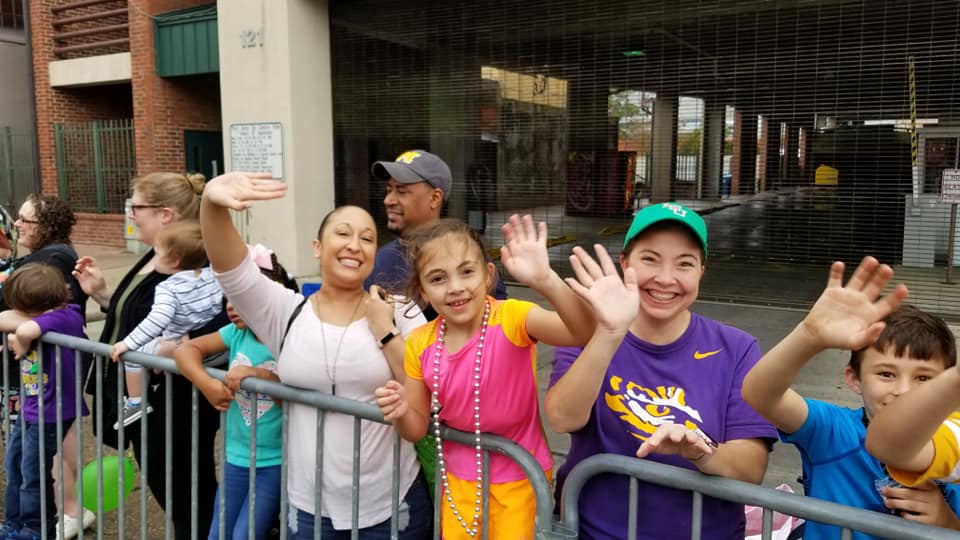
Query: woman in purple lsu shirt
546,202,778,540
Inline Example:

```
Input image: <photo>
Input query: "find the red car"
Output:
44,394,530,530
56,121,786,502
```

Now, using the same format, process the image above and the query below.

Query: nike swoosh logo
694,349,722,360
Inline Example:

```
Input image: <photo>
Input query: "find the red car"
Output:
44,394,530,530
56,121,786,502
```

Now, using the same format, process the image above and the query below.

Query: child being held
175,246,296,540
375,216,595,540
742,257,960,538
110,220,223,429
0,262,87,540
865,291,960,501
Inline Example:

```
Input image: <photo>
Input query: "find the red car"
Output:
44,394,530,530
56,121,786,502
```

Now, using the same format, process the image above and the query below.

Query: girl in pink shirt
375,216,595,539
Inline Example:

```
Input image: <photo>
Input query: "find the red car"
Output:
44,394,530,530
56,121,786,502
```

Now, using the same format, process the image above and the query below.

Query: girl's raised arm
500,214,595,346
200,172,286,274
545,244,639,433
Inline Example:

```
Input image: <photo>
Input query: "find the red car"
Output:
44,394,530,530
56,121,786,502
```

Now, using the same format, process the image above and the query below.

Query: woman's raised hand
566,244,638,334
500,214,552,286
203,172,287,210
72,256,106,296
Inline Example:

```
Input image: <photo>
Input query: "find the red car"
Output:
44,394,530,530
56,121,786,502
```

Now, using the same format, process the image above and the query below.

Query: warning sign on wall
229,123,284,179
941,169,960,204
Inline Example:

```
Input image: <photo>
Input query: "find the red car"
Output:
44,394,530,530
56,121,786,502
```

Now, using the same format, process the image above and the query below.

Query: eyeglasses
16,215,38,225
129,204,162,214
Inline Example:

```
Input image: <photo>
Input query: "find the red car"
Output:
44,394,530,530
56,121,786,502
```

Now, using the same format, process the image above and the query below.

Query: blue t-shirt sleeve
943,484,960,516
365,240,408,292
550,346,583,387
781,398,852,454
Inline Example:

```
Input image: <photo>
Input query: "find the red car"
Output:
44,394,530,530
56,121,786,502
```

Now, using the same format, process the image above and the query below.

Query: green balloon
78,455,136,512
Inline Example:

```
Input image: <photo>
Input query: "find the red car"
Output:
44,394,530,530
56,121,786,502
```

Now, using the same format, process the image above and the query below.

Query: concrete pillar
794,126,808,183
701,101,725,200
218,0,334,277
763,119,781,192
566,76,620,216
428,51,479,221
651,93,678,202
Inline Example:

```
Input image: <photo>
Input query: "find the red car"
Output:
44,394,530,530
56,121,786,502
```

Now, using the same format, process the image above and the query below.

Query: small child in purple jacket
0,262,87,540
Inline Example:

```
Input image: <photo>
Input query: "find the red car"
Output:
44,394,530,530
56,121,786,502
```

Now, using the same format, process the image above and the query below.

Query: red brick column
131,0,222,176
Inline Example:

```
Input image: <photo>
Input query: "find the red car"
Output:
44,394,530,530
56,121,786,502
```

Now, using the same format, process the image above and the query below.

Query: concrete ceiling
331,0,960,125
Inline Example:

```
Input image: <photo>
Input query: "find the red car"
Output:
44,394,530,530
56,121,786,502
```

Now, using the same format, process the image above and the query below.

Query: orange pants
440,470,552,540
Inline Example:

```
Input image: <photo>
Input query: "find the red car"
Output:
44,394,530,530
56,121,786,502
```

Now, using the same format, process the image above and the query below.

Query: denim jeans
208,463,282,540
287,472,432,540
3,416,74,539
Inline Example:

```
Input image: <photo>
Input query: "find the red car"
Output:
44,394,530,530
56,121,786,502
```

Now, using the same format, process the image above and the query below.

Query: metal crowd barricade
0,332,558,540
6,333,960,540
558,453,960,540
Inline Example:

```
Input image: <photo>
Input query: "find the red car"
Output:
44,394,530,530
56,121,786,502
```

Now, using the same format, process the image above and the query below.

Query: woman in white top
199,172,430,539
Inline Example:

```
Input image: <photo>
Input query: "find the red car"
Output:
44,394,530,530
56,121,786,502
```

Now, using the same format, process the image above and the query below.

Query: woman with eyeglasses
74,172,227,540
0,194,93,538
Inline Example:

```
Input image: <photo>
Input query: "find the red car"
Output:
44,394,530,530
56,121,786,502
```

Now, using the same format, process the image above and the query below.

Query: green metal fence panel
154,4,219,77
0,126,38,211
53,119,136,213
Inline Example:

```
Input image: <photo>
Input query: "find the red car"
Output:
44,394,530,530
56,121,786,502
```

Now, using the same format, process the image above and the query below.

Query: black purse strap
279,296,310,355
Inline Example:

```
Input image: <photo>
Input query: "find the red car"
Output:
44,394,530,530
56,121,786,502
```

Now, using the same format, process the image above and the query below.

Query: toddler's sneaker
113,399,153,430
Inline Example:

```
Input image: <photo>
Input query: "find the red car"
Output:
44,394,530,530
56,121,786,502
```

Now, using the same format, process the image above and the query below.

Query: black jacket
83,248,226,538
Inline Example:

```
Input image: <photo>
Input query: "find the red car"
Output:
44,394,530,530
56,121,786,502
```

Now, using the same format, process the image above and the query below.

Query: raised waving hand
566,244,639,334
202,172,287,211
799,256,908,352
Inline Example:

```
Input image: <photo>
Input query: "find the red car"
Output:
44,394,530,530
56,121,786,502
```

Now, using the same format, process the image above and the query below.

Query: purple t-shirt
19,304,88,423
550,313,777,540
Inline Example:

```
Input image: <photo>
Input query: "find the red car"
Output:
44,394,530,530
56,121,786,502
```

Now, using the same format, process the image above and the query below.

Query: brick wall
32,0,221,247
31,1,134,197
131,1,221,176
74,212,125,249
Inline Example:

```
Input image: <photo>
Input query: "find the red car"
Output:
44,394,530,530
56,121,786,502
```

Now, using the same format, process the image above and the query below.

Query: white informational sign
942,169,960,204
229,123,284,178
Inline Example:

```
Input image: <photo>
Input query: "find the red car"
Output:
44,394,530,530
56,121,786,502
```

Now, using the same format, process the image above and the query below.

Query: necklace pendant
331,383,336,396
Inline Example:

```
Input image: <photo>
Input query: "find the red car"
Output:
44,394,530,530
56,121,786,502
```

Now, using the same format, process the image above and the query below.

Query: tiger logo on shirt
604,375,704,440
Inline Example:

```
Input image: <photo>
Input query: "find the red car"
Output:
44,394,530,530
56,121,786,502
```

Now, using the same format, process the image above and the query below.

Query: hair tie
247,243,274,270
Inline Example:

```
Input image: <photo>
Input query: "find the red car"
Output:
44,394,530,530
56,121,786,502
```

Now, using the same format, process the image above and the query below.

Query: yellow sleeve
492,298,536,347
888,412,960,486
403,320,438,381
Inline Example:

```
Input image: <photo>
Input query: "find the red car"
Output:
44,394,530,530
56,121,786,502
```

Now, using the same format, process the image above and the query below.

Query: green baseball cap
623,202,708,255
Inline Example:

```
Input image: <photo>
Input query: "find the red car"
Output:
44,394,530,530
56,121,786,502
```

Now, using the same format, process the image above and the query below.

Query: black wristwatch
378,327,400,349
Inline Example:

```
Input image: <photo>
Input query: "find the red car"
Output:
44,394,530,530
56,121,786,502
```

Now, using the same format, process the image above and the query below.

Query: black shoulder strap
279,296,309,355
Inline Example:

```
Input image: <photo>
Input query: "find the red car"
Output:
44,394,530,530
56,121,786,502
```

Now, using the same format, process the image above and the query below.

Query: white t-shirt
215,254,424,529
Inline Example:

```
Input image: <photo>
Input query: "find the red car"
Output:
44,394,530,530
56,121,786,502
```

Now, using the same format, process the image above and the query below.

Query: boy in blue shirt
742,256,960,538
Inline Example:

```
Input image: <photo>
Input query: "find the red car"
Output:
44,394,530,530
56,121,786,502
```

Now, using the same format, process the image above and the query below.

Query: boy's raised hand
800,256,908,352
203,172,287,211
566,244,638,334
500,214,552,286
